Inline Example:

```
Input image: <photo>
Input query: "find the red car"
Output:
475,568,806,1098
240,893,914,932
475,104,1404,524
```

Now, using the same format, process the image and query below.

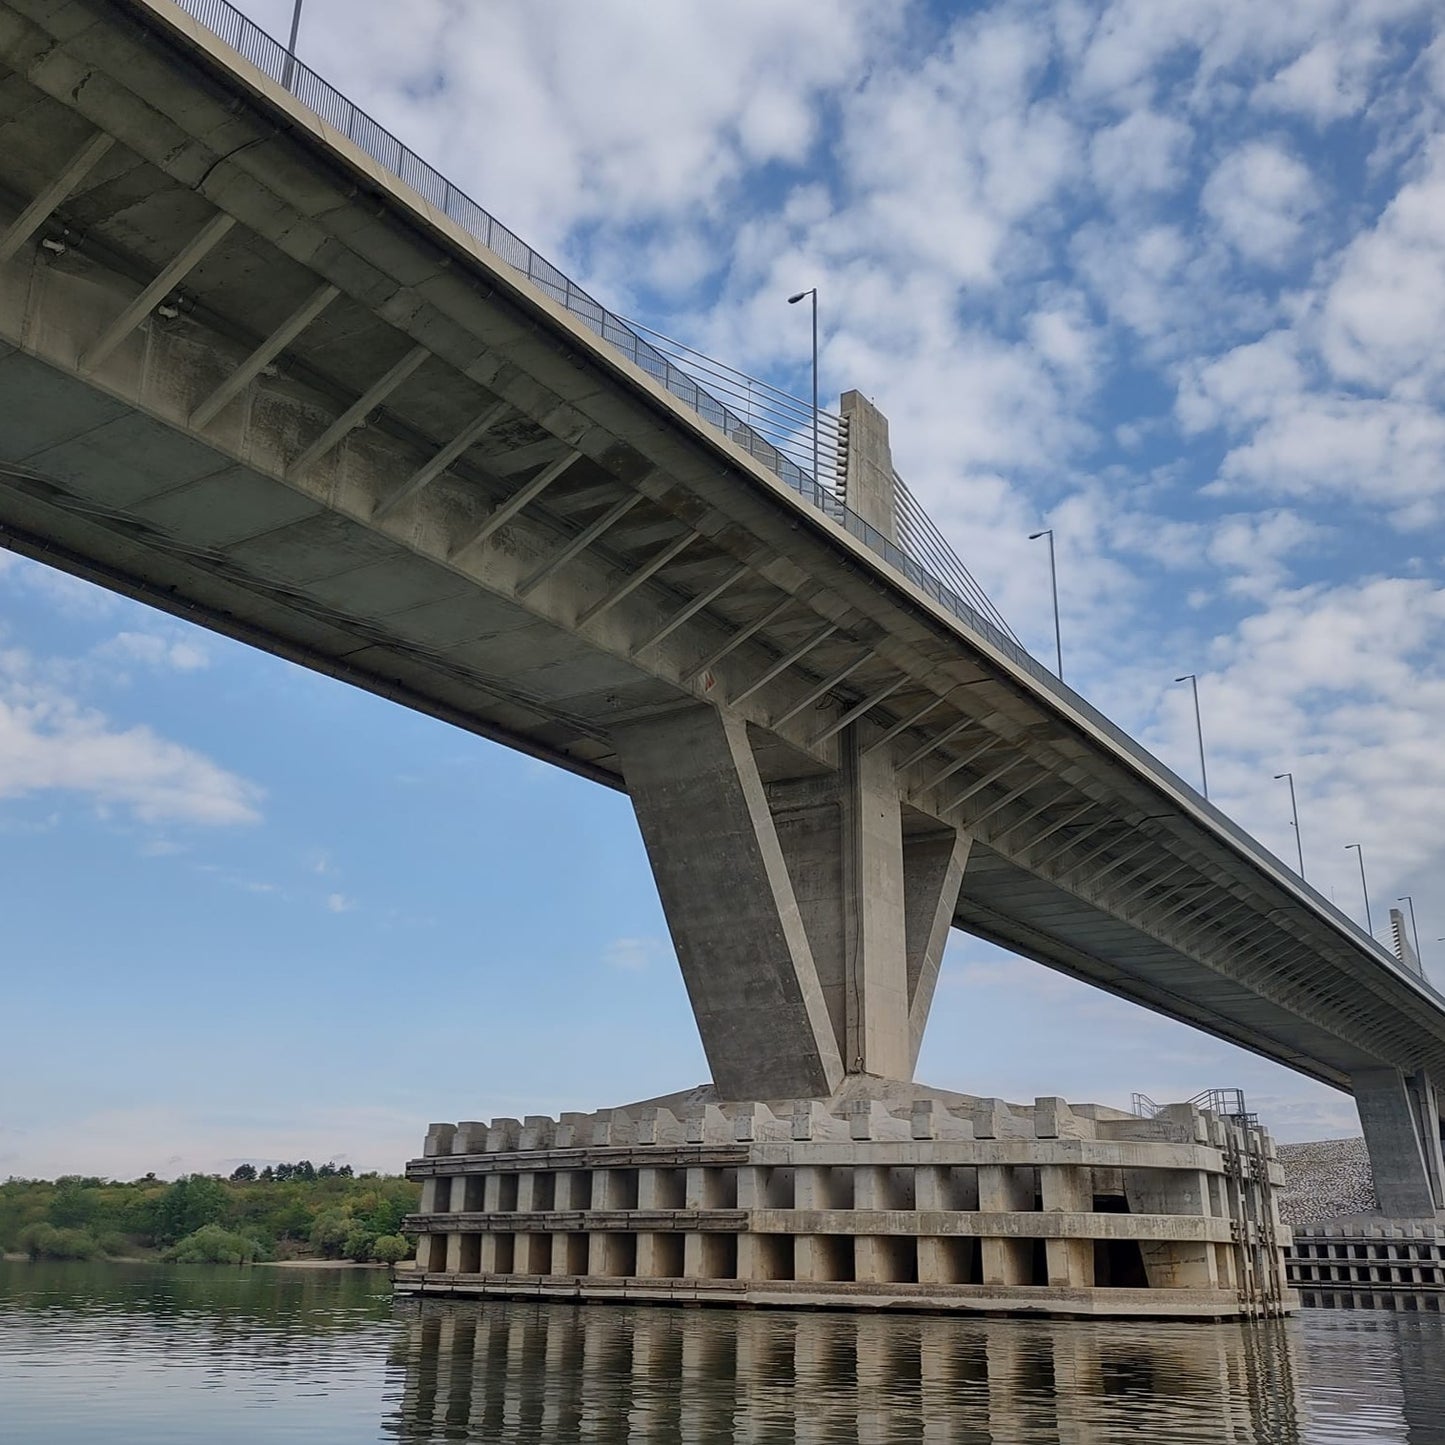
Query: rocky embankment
1276,1137,1376,1223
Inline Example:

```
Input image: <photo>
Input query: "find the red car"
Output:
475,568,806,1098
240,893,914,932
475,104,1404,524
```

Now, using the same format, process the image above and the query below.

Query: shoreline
3,1252,389,1269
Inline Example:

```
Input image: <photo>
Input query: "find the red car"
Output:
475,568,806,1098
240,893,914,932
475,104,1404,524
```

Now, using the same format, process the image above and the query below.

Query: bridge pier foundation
1352,1066,1444,1217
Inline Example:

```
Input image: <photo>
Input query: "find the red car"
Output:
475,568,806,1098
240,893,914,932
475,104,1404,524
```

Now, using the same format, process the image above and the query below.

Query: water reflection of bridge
386,1299,1303,1443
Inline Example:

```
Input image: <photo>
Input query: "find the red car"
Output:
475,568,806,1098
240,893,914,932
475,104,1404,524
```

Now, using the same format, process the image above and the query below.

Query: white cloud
1318,139,1445,396
0,1104,423,1181
604,936,668,972
325,892,355,914
1201,140,1321,265
100,631,209,672
0,648,259,826
1256,36,1386,122
1090,109,1193,206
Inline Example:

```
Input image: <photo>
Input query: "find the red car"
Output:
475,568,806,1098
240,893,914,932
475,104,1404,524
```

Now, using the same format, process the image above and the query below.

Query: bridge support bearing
615,707,968,1097
398,1093,1296,1319
1352,1067,1444,1218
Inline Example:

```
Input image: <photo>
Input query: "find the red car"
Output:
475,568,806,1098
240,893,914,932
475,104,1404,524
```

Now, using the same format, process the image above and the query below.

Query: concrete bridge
1,0,1442,1219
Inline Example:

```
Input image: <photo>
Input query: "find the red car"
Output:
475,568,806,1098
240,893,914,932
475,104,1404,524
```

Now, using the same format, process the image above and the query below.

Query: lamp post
282,0,305,91
787,288,818,489
1274,771,1304,877
1028,529,1062,681
1174,674,1208,800
1345,843,1372,937
1397,895,1422,963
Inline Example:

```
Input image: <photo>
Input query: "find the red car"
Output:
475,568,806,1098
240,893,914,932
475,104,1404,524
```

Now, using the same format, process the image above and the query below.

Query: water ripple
2,1262,1443,1442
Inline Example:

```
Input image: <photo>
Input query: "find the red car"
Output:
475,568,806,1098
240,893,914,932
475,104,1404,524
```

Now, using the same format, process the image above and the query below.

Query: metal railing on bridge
168,0,1444,1006
168,0,1026,657
1133,1089,1258,1129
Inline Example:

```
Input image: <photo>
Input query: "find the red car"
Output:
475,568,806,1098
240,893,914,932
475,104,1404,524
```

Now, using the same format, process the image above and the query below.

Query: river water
1,1262,1442,1443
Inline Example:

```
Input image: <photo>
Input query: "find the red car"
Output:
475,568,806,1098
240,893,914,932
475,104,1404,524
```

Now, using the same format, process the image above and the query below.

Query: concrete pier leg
615,707,843,1098
617,704,973,1092
904,829,971,1073
1354,1066,1443,1216
768,738,910,1078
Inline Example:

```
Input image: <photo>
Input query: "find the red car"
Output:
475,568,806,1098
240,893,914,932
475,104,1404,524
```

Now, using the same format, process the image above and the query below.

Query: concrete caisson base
399,1082,1296,1320
1287,1216,1445,1301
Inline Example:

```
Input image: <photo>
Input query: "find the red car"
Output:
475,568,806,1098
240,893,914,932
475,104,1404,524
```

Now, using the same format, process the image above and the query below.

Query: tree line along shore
0,1164,420,1266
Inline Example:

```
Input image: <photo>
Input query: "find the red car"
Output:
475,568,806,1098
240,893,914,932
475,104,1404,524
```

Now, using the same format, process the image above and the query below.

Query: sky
6,0,1445,1178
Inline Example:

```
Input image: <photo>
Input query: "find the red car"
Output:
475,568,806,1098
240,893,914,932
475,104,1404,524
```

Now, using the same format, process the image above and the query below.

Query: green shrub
343,1228,376,1263
18,1223,102,1260
153,1176,228,1245
309,1210,351,1258
371,1235,412,1266
164,1225,267,1265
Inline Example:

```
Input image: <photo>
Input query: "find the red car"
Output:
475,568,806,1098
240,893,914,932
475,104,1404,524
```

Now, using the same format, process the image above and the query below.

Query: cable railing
893,472,1021,646
166,0,1445,1008
171,0,829,511
619,317,844,489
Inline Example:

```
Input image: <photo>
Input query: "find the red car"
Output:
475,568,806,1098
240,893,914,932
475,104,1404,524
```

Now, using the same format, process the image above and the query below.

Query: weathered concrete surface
1352,1068,1444,1217
839,390,896,542
400,1088,1295,1318
612,707,842,1100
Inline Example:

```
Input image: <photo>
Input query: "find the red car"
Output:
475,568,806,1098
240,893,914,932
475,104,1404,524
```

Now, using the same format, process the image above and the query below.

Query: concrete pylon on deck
840,390,897,542
1352,1065,1444,1217
616,706,968,1097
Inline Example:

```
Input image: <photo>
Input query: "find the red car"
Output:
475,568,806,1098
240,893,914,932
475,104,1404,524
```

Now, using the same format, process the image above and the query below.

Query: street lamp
1345,843,1372,936
1274,771,1304,878
1174,674,1208,800
787,289,818,490
1028,529,1062,681
1397,895,1422,963
282,0,305,91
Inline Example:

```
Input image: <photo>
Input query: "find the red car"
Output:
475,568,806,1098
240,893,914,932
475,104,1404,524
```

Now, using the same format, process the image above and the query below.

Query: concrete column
839,390,897,542
903,828,971,1072
914,1168,949,1286
792,1165,827,1282
444,1232,465,1273
589,1232,627,1277
683,1233,708,1279
615,707,843,1098
515,1171,538,1212
852,1164,890,1282
591,1169,616,1211
736,1232,764,1281
1124,1169,1217,1288
1040,1164,1094,1287
1409,1071,1445,1209
550,1233,572,1276
978,1165,1033,1285
634,1232,666,1278
1354,1066,1442,1216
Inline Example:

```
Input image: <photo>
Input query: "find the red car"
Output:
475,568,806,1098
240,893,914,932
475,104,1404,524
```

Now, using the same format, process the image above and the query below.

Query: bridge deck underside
957,846,1376,1090
0,0,1444,1103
